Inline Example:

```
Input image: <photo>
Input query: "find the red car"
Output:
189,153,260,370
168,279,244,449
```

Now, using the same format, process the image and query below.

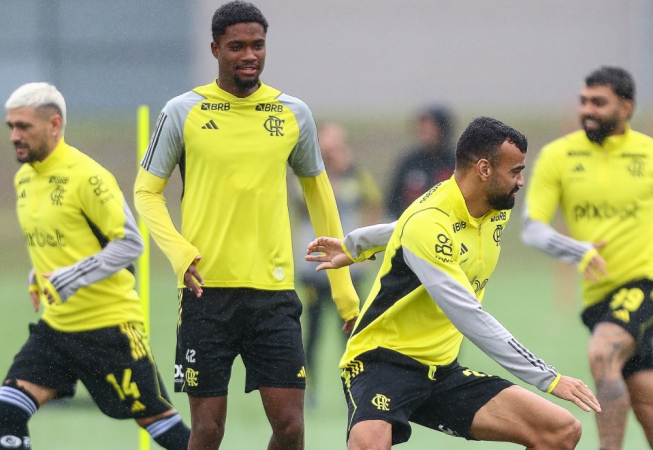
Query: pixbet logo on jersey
573,201,639,221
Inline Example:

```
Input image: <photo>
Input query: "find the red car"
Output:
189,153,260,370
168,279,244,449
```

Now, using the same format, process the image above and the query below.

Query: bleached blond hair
5,82,67,135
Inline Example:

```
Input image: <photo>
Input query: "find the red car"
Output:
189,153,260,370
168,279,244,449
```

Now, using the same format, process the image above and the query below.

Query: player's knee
540,414,581,450
588,342,626,375
191,414,226,443
270,413,304,441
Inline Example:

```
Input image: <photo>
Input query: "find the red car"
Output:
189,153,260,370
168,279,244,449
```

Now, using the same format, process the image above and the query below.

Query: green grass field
0,226,649,450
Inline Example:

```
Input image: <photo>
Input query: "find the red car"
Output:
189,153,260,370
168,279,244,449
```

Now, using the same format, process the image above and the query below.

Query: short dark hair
211,1,268,42
455,117,527,169
585,66,635,101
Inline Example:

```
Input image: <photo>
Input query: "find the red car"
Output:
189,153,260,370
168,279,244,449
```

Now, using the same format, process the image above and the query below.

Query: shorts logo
371,394,390,411
438,425,460,437
174,364,183,379
263,115,284,136
297,366,306,378
131,400,146,412
0,435,24,448
185,368,199,387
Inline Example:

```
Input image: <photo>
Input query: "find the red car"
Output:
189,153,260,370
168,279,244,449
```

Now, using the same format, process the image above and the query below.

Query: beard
582,114,620,144
234,74,260,91
488,186,519,211
16,143,47,163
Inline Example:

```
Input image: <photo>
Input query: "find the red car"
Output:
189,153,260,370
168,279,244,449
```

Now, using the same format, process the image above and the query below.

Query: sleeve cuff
577,248,598,273
545,373,562,393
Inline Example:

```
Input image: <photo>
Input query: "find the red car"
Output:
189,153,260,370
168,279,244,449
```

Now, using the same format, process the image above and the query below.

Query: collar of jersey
449,175,499,228
600,123,632,151
198,79,273,103
31,138,70,173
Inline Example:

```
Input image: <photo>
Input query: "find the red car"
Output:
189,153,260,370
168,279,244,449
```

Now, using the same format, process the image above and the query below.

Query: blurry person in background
294,122,382,407
2,82,189,450
385,105,456,220
522,66,653,450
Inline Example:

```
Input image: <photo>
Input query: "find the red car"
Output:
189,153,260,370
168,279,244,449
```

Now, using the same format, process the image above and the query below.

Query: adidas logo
572,164,584,172
297,366,306,378
202,120,219,130
460,243,468,255
18,190,27,199
131,400,146,412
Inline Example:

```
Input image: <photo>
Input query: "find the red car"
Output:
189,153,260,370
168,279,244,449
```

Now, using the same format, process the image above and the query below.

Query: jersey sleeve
522,143,596,268
140,91,202,179
299,172,359,321
279,94,325,178
401,214,560,392
343,222,397,262
48,166,143,302
134,168,200,281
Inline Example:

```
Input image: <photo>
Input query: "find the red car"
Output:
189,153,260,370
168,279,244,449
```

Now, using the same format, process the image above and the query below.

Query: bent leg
136,409,190,450
188,396,228,450
470,385,581,449
260,387,304,450
626,370,653,447
0,380,52,450
588,322,635,450
347,420,392,450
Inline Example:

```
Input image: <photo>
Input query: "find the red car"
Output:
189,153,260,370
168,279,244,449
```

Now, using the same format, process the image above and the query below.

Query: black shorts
341,348,513,445
175,287,306,396
4,320,173,419
582,278,653,378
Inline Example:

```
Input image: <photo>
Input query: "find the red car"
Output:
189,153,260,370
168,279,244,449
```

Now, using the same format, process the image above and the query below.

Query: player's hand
29,289,40,312
551,375,601,413
305,236,354,271
184,255,204,298
583,241,607,282
41,272,55,304
342,316,358,335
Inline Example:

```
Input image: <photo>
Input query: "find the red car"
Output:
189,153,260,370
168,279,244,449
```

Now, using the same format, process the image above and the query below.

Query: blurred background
1,1,652,448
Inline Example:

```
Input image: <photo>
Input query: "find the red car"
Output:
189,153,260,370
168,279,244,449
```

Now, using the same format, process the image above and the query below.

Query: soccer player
306,117,600,449
133,2,359,449
522,67,653,450
1,82,190,450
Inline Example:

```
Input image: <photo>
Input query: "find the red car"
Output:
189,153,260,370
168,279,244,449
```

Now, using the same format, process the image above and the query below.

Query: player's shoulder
65,146,118,181
271,86,312,117
626,128,653,148
401,185,456,234
164,89,206,113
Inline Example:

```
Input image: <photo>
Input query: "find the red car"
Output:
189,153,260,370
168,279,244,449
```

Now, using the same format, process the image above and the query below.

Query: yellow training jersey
15,140,143,332
140,81,325,290
525,127,653,306
341,177,559,391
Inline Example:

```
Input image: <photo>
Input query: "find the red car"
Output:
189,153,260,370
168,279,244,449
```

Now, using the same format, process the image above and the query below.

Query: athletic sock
145,413,190,450
0,386,37,449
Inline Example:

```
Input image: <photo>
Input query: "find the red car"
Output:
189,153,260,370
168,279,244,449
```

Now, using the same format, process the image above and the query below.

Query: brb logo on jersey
263,115,285,136
256,103,283,112
201,102,230,111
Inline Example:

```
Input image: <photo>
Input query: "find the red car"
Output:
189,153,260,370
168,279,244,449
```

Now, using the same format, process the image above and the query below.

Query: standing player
522,67,653,450
1,82,190,450
306,117,600,449
134,2,359,449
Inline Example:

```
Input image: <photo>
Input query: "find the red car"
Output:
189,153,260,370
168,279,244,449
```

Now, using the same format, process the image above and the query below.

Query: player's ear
476,158,492,181
210,41,220,59
621,98,634,121
50,114,62,136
